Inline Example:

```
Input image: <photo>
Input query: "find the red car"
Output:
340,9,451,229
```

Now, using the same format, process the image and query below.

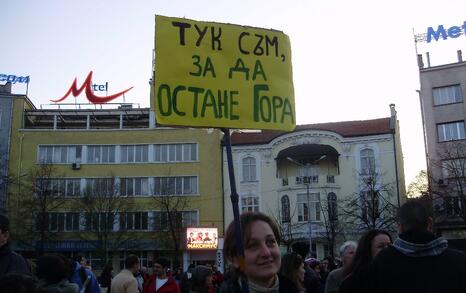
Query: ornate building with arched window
223,106,406,259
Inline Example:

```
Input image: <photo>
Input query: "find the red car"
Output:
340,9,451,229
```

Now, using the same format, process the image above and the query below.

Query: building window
153,176,197,195
327,192,338,221
242,157,257,182
153,211,198,231
437,121,466,142
281,195,290,223
433,85,463,106
154,143,197,162
241,193,259,212
35,212,79,232
119,212,149,231
65,213,80,231
120,178,149,196
84,212,115,232
360,191,380,222
38,145,82,164
297,193,321,222
360,148,375,175
87,145,116,163
441,159,466,179
36,179,81,197
85,178,115,196
121,145,149,163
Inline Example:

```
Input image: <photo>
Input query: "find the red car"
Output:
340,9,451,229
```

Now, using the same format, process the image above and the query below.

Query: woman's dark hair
101,264,113,276
348,229,392,278
36,254,73,284
279,253,304,292
190,265,212,293
223,211,281,263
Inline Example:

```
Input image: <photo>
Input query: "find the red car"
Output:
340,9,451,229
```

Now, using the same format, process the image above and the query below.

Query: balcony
433,196,466,229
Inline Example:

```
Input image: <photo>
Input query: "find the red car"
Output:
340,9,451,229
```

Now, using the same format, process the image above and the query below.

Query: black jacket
0,244,31,277
366,230,466,293
219,273,299,293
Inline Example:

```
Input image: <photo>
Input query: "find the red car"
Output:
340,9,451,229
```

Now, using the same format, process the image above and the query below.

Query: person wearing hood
367,199,466,293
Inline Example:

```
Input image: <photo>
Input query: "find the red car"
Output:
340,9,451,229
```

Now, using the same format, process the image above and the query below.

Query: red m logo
51,71,133,104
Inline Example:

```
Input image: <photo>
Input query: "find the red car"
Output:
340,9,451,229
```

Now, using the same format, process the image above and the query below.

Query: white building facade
223,109,406,259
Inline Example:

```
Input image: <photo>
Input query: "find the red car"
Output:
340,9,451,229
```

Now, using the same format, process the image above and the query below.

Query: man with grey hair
324,241,357,293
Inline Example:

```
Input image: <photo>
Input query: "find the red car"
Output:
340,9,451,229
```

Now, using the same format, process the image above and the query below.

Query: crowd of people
1,200,466,293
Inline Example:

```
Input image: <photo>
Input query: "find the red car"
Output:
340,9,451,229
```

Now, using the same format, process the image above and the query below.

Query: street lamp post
306,180,313,257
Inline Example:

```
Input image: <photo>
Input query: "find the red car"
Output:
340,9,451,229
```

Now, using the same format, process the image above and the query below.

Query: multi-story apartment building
223,106,406,259
0,83,224,271
418,50,466,250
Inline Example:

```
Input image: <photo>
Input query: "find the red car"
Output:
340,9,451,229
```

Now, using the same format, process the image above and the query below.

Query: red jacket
143,274,180,293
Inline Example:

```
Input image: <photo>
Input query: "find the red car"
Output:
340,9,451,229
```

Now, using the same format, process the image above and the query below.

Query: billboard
186,227,218,250
152,15,295,131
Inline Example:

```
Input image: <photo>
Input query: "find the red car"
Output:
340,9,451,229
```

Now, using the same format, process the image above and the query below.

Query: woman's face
237,220,281,287
371,233,391,258
297,263,305,283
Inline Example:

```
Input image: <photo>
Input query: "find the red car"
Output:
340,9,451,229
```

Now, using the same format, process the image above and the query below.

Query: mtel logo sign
51,71,133,104
426,22,466,43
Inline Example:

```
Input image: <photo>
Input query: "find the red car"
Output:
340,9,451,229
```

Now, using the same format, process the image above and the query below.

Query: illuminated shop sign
50,71,133,104
426,22,466,43
0,74,30,84
186,227,218,250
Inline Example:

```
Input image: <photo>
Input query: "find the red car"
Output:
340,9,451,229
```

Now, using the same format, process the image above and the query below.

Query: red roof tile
231,117,392,145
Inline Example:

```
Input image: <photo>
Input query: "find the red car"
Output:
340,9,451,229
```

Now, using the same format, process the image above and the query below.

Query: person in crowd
69,255,100,293
112,255,140,293
173,267,182,284
0,274,46,293
338,230,392,293
220,211,299,293
306,259,324,293
135,267,146,293
179,263,195,293
0,214,31,277
324,241,356,293
280,253,305,292
367,200,466,293
36,254,78,293
98,264,113,292
319,257,333,285
143,257,179,293
292,242,319,293
189,265,212,293
211,265,223,292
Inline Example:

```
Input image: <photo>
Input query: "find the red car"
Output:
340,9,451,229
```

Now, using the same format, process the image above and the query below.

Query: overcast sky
2,0,466,186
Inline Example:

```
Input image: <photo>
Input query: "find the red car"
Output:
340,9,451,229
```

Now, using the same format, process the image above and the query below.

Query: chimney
417,54,424,69
389,104,397,130
0,82,12,94
426,52,431,67
458,50,463,62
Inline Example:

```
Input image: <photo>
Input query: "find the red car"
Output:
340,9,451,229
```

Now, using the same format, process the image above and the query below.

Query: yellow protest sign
152,15,295,131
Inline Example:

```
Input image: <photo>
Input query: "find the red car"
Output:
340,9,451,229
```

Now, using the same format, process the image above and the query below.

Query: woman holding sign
221,212,299,293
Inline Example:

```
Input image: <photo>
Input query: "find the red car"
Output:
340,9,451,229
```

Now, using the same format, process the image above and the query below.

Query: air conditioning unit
72,162,81,170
